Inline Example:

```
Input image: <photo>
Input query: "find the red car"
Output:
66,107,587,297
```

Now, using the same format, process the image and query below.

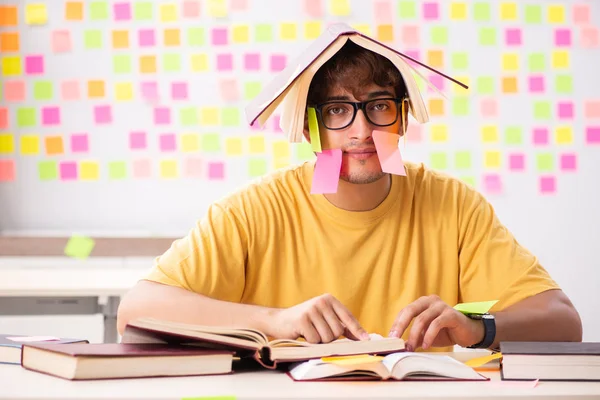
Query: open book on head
289,352,488,381
122,318,405,369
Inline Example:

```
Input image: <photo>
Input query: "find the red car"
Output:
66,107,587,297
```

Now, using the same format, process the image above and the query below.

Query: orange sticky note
140,55,157,73
164,28,181,46
0,6,18,27
502,76,518,93
464,352,502,368
45,136,64,155
429,98,444,116
311,149,342,194
87,80,105,98
112,30,129,49
372,130,406,176
0,32,19,52
65,1,83,20
427,50,444,68
322,354,384,365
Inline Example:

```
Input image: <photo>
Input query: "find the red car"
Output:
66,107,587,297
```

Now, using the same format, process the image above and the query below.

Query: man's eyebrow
325,91,396,102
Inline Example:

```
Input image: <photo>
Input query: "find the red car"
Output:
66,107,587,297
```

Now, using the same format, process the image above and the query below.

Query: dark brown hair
307,41,408,106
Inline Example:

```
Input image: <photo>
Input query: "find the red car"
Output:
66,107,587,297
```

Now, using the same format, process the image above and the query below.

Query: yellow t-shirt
146,161,559,341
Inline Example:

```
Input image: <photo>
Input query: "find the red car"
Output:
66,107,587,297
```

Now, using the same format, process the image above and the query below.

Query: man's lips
344,149,377,159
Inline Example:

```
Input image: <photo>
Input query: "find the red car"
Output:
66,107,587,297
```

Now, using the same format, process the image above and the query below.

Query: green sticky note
188,27,205,46
455,151,472,169
244,81,261,100
180,107,198,126
460,176,476,187
451,52,468,70
536,153,554,171
64,235,95,259
307,107,321,152
430,26,448,45
476,76,495,95
89,1,108,20
34,81,53,100
479,27,496,46
134,2,153,20
533,101,551,120
430,152,447,170
528,53,545,72
454,300,498,315
84,30,103,49
524,4,542,24
452,98,469,116
473,2,490,21
17,108,36,127
201,134,221,152
555,75,573,94
295,142,315,161
113,55,132,74
398,1,416,18
221,107,240,127
38,161,58,181
255,24,273,42
505,126,523,145
163,54,181,72
108,161,127,179
248,158,267,177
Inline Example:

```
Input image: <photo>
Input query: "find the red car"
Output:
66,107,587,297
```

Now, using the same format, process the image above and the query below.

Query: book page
383,353,485,381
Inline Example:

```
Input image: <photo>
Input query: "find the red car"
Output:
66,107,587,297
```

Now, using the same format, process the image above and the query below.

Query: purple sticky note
480,98,498,117
171,82,188,100
60,161,78,181
539,176,556,194
42,106,60,125
94,105,112,124
554,29,571,47
25,55,44,75
154,107,171,124
528,75,545,93
401,25,420,47
272,115,283,133
423,2,439,20
114,2,131,20
311,149,342,194
483,174,502,195
182,0,200,17
70,133,89,153
532,128,549,145
184,157,203,178
216,53,233,71
508,153,525,171
557,101,574,119
208,162,225,180
133,159,151,178
129,131,147,149
573,4,590,24
373,130,406,176
270,54,287,72
581,26,599,48
560,153,577,171
5,80,25,101
138,29,156,47
250,120,263,131
140,81,159,101
61,80,80,100
427,73,445,93
212,27,228,45
52,30,72,53
159,133,177,151
244,53,260,71
586,126,600,144
505,28,522,46
219,79,239,102
585,100,600,119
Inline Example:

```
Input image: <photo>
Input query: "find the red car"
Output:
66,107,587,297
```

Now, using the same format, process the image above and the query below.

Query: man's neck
323,174,392,212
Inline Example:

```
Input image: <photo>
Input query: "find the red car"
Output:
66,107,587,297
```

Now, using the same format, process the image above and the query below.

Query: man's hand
388,295,484,351
268,293,370,343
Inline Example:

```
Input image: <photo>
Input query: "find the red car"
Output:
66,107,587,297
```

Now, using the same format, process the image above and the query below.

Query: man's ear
302,111,311,143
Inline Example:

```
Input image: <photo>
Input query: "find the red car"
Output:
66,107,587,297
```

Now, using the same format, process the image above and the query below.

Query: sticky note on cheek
311,149,342,194
372,130,406,176
307,107,321,152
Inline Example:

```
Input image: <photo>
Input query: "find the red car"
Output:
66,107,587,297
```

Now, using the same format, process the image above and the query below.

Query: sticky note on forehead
454,300,498,315
307,107,321,152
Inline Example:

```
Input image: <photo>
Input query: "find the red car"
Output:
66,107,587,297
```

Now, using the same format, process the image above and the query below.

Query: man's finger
321,305,346,340
388,296,434,339
406,306,443,350
331,299,369,340
299,316,321,344
421,312,451,350
309,309,336,343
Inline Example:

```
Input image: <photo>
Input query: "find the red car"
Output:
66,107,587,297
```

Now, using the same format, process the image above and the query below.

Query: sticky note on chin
311,149,342,194
372,130,406,176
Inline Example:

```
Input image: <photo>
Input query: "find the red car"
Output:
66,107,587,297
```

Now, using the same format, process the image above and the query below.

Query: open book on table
288,352,488,381
122,318,405,369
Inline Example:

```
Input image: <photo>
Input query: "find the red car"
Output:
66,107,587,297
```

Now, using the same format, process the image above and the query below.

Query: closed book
0,334,87,365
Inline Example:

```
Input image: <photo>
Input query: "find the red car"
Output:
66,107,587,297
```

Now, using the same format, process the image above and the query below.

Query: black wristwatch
466,313,496,349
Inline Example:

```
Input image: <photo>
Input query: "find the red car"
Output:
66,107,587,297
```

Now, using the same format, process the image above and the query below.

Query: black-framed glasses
314,97,407,130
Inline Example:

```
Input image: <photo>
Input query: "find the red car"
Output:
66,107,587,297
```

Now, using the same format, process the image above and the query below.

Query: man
117,39,582,352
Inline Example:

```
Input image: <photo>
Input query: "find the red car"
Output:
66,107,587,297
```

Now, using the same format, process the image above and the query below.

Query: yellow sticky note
555,126,573,144
484,151,501,168
26,3,48,25
249,136,265,154
273,140,290,158
464,352,502,368
547,5,565,23
322,355,384,366
307,107,321,152
20,135,40,155
64,235,95,259
115,82,133,101
502,53,519,71
352,23,371,36
207,0,227,17
2,56,22,76
160,160,178,178
552,51,569,69
304,21,322,40
0,134,15,154
454,300,498,315
191,54,209,72
232,25,249,43
280,23,297,41
330,0,351,16
225,137,243,156
500,2,517,21
181,133,200,152
200,107,219,125
430,124,448,142
453,76,470,95
160,3,177,22
481,126,499,143
450,2,467,20
79,161,100,180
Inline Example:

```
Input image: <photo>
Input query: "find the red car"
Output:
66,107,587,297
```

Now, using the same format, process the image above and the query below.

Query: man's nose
348,109,372,141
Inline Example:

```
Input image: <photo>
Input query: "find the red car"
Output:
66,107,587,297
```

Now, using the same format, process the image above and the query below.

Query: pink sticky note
581,27,599,48
60,161,78,181
71,133,89,153
94,105,112,124
311,149,342,194
585,100,600,119
508,153,525,171
114,2,131,20
5,80,25,102
244,53,261,71
230,0,248,11
372,130,406,176
272,115,283,133
540,176,556,194
270,54,287,72
427,73,445,93
42,106,60,125
0,160,15,182
528,75,545,93
401,25,420,47
557,101,574,119
404,49,420,67
0,108,7,129
129,131,147,150
423,2,439,20
586,126,600,144
133,159,151,178
154,107,171,124
304,0,323,18
374,0,392,24
554,29,571,47
182,0,200,17
505,28,522,46
219,79,239,102
533,128,549,145
140,81,159,101
250,120,264,131
480,98,498,118
52,30,71,53
171,82,188,100
138,29,156,47
159,133,176,151
212,27,228,45
61,80,80,100
208,162,225,180
25,55,44,75
216,53,233,71
560,153,577,171
406,124,423,143
483,174,502,195
573,4,590,24
184,157,203,178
